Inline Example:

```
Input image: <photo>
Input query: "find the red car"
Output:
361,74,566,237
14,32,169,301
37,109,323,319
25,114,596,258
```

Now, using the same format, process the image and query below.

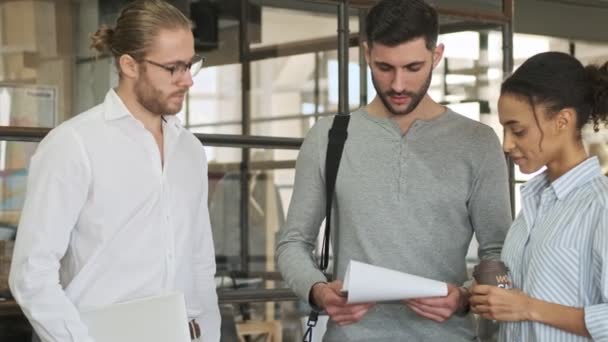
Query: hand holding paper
341,260,448,304
311,281,375,326
405,284,464,322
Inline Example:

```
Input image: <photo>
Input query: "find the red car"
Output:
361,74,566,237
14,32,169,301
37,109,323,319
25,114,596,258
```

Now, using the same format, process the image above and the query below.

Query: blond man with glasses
9,1,220,341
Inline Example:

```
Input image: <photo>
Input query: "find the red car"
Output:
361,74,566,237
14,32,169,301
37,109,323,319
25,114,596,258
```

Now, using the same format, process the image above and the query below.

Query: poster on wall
0,84,57,128
0,84,57,232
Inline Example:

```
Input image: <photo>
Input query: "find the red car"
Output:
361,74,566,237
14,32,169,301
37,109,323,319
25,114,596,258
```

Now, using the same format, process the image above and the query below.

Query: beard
372,68,433,116
134,69,186,116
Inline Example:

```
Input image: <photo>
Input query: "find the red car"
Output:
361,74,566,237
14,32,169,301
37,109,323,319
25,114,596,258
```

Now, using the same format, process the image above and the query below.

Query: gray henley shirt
277,107,511,341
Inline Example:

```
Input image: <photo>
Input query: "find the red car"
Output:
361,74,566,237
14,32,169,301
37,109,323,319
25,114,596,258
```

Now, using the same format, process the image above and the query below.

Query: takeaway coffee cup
473,260,512,289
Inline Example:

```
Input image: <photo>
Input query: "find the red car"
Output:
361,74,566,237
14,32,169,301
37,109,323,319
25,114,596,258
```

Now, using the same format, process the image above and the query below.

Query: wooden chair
236,320,282,342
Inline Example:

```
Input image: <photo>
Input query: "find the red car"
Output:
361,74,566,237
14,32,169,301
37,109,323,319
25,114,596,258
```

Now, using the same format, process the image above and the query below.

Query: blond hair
90,0,191,64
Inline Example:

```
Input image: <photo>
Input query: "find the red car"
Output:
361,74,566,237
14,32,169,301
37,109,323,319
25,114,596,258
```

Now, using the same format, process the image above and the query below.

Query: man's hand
404,284,465,323
311,281,375,326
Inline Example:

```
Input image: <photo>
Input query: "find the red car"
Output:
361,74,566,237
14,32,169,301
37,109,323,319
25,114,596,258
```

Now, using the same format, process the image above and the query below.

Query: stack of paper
342,260,448,304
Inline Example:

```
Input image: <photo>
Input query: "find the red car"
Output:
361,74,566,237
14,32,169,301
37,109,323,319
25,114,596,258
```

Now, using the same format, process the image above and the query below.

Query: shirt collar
551,156,602,200
102,89,184,133
521,156,602,201
161,114,183,136
103,89,132,121
520,170,549,200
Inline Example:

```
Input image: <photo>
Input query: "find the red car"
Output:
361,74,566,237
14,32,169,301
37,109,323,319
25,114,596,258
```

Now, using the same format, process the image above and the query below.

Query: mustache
170,90,188,97
385,90,416,97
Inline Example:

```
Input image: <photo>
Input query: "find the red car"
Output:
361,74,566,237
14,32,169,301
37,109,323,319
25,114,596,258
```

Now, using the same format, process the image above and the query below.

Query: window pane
0,142,37,238
251,54,317,119
252,5,357,48
188,64,242,128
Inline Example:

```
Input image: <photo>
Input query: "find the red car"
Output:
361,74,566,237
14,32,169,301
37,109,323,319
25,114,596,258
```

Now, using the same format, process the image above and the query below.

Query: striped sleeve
584,207,608,341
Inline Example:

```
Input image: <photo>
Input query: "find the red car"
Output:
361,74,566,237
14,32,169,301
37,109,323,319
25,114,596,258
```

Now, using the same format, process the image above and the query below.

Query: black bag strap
320,114,350,273
303,114,350,342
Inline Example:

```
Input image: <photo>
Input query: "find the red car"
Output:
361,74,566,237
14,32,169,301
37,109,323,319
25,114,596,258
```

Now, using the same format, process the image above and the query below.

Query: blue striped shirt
500,157,608,341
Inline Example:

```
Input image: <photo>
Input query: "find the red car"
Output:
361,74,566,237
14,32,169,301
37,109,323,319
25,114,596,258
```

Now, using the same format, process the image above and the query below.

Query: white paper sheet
341,260,448,304
80,293,191,342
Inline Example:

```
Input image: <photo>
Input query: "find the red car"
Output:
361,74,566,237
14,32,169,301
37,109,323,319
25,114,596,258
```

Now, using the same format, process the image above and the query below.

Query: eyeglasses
142,55,205,80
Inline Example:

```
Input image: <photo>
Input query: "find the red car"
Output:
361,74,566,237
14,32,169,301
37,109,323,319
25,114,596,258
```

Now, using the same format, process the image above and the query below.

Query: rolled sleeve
586,208,608,341
584,304,608,340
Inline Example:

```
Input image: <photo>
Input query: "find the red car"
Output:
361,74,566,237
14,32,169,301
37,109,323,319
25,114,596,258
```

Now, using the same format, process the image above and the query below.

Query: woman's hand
470,284,533,322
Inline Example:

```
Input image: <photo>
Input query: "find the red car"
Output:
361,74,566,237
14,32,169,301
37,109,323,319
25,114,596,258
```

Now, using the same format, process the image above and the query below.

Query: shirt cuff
455,286,471,316
307,281,328,311
293,273,327,305
584,304,608,341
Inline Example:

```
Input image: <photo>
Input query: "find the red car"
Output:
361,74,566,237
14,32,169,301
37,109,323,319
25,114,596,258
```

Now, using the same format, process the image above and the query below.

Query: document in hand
80,293,191,342
341,260,448,304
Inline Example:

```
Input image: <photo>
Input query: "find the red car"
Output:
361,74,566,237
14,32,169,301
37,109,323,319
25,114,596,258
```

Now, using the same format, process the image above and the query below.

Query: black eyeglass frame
142,55,205,78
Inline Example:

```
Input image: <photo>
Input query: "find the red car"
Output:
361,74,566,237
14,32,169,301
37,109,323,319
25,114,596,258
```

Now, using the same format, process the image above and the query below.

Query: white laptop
80,293,191,342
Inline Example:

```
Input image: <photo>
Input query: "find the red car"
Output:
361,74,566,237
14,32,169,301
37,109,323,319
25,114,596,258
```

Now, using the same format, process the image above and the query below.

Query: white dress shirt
9,89,221,342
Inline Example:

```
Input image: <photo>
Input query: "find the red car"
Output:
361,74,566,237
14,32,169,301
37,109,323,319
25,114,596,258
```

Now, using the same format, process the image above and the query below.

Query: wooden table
0,300,23,317
0,300,32,342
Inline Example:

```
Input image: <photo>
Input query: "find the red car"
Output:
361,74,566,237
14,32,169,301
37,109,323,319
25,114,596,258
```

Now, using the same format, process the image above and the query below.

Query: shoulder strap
320,114,350,274
303,114,351,342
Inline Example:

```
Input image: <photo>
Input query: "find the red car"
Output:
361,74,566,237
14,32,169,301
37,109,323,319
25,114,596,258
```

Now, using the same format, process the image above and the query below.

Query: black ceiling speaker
190,1,220,52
